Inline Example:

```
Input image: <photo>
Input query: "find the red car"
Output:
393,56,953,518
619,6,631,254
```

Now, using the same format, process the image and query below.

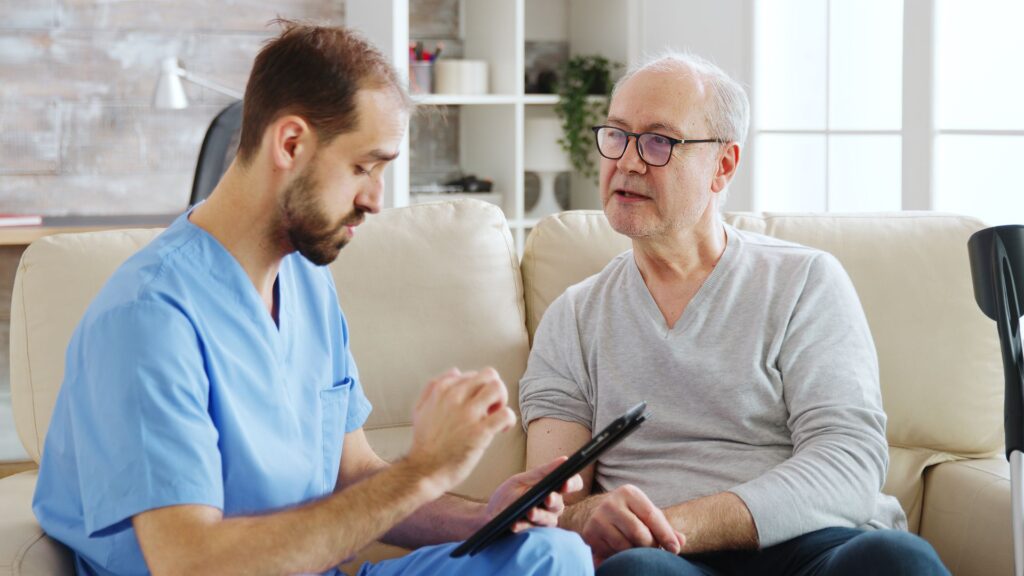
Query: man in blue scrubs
33,23,592,576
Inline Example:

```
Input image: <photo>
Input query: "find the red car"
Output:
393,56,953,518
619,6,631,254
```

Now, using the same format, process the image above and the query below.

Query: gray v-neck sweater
520,224,907,547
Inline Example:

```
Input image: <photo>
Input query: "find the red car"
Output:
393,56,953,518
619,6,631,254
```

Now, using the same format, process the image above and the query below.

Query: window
754,0,903,213
753,0,1024,225
933,0,1024,225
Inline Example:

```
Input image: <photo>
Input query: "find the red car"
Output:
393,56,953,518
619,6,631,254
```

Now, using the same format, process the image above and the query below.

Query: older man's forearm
664,491,759,554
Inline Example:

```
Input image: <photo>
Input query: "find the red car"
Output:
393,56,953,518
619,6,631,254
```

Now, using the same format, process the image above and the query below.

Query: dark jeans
595,528,950,576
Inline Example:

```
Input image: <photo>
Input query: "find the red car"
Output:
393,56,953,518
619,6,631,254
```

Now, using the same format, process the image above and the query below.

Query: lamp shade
153,57,188,110
524,117,571,172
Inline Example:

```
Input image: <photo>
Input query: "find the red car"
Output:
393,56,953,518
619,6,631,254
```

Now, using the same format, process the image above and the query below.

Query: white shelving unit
348,0,629,253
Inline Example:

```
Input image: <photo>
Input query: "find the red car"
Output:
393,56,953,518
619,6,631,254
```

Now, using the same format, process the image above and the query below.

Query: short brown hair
236,21,410,163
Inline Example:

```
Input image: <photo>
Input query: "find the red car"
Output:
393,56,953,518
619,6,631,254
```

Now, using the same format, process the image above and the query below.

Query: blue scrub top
33,211,373,575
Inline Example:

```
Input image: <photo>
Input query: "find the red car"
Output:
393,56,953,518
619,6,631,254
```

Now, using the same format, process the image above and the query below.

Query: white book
0,214,42,227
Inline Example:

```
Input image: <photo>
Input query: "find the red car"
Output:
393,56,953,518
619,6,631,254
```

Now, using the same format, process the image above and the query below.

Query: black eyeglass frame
591,125,726,167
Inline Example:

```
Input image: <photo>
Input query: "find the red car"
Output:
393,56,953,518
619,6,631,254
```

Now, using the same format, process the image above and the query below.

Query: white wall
630,0,756,211
526,0,568,41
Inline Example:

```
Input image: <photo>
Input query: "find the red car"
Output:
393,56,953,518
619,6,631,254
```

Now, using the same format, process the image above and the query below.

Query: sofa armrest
920,458,1012,576
0,471,73,576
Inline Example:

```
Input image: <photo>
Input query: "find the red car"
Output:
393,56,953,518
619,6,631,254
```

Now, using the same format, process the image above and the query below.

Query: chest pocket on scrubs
320,378,352,494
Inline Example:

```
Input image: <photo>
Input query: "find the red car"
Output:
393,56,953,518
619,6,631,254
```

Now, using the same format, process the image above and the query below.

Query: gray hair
613,51,750,148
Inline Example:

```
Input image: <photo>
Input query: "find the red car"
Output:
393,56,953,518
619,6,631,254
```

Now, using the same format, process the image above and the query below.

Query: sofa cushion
329,200,530,498
919,458,1012,576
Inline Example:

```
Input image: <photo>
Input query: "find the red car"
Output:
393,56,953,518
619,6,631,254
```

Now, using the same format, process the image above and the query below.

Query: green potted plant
554,55,620,181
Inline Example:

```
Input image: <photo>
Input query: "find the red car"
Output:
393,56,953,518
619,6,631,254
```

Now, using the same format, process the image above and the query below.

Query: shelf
410,192,504,207
0,214,177,246
410,94,581,106
523,94,560,105
349,0,617,255
412,94,522,106
508,218,541,229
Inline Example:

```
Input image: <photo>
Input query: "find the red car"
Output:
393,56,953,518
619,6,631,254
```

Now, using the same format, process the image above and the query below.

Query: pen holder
434,60,488,95
409,61,433,94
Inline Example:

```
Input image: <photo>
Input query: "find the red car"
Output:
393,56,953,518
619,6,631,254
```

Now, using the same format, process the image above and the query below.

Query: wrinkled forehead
608,67,709,136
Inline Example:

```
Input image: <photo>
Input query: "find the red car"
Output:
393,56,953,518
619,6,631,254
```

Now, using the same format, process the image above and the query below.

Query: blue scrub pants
358,527,593,575
595,528,949,576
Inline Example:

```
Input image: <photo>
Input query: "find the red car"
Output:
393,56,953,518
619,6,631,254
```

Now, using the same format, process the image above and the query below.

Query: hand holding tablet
450,401,649,557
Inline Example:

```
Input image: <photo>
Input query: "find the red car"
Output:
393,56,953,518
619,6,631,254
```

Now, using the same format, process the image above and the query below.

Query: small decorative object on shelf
443,174,493,192
525,117,571,219
410,181,502,207
525,41,569,94
434,60,489,95
554,55,620,181
408,41,442,94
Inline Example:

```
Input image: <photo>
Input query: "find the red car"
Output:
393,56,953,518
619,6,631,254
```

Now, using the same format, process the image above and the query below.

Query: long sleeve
730,253,891,547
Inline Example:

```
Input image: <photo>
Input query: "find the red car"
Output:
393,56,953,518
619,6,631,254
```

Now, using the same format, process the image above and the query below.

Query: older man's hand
576,485,686,566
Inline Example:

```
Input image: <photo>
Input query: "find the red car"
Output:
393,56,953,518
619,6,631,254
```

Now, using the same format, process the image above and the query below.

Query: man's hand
573,485,685,566
405,368,517,498
484,456,584,532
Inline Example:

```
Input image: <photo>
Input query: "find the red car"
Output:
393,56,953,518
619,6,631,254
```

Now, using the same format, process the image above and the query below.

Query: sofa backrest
9,200,529,500
521,210,1004,530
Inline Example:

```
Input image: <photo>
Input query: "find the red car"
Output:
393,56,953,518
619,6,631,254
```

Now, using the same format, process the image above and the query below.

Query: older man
33,23,591,576
520,53,950,575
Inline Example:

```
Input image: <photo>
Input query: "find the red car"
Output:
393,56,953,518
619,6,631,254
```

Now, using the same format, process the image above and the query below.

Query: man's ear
711,142,741,194
267,115,313,172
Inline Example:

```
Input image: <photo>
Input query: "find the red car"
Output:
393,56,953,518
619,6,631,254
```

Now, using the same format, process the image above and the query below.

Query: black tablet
450,401,648,558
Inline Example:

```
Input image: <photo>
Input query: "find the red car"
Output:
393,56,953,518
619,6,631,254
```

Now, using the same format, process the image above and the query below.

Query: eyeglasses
591,125,725,167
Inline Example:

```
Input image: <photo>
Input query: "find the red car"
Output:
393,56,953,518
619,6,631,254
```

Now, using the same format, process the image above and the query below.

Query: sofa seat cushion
920,458,1012,576
885,446,957,533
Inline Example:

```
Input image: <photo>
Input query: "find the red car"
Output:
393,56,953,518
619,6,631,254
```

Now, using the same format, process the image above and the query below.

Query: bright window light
829,0,903,130
755,134,827,211
828,135,902,212
934,135,1024,225
755,0,827,130
936,0,1024,130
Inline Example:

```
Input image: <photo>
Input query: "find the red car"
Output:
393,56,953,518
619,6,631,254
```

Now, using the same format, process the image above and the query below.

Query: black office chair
190,100,243,207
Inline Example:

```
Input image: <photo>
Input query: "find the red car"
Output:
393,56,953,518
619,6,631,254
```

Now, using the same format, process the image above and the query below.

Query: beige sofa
0,200,1012,575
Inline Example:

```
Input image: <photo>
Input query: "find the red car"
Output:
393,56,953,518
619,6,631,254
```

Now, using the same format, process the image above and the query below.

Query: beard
279,166,364,266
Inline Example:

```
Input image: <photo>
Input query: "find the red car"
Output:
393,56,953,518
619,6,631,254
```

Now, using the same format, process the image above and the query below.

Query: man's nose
357,178,383,214
616,137,648,175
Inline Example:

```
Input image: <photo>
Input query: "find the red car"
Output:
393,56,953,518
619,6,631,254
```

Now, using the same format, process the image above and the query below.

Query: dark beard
280,168,363,266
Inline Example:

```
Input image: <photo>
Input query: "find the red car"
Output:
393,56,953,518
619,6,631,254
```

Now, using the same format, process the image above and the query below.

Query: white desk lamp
524,117,572,220
153,57,243,109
